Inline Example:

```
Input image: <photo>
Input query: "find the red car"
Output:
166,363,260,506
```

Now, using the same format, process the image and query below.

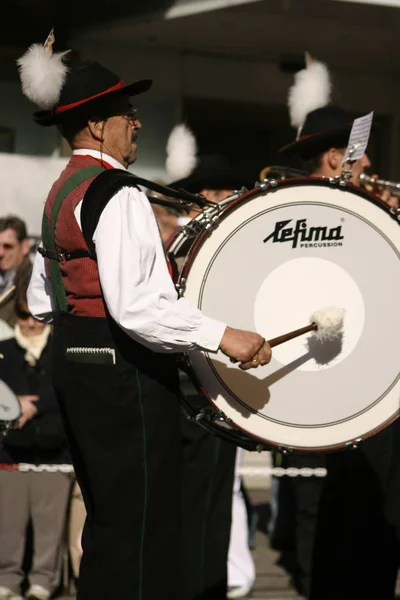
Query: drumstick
268,307,345,348
268,323,317,347
230,308,345,363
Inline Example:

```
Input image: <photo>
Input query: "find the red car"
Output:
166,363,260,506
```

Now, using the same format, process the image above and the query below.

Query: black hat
280,105,353,157
33,61,151,127
17,33,151,127
168,154,245,194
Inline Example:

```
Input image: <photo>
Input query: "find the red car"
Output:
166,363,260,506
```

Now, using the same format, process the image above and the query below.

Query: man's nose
134,119,142,130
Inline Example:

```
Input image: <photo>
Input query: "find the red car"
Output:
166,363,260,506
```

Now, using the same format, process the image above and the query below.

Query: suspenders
40,166,104,312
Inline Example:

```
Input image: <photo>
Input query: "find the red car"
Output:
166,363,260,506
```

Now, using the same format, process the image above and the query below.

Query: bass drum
0,379,21,444
169,178,400,452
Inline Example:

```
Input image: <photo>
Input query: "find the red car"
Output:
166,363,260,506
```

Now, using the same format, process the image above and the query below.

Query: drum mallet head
310,307,345,341
267,307,345,349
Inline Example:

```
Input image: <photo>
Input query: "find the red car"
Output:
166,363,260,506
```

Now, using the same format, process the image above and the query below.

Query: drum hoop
180,359,271,451
184,354,400,452
179,177,397,284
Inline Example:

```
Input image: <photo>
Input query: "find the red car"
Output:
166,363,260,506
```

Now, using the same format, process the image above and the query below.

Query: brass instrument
259,165,306,182
257,166,400,220
359,173,400,198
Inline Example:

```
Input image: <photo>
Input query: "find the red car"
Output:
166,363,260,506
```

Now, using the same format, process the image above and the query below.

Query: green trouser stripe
136,369,148,600
41,166,105,312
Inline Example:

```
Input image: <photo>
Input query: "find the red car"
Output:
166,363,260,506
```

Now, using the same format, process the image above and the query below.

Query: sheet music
343,111,374,162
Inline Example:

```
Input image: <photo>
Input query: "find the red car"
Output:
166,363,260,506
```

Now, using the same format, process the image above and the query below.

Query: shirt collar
72,149,127,171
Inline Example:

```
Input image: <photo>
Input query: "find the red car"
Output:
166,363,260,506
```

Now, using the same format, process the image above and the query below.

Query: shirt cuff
196,316,226,352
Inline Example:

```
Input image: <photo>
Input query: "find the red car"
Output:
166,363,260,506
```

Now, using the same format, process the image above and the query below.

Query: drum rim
179,177,397,284
184,359,400,452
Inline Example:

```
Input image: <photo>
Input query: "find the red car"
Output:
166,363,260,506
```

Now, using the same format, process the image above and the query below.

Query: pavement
57,488,400,600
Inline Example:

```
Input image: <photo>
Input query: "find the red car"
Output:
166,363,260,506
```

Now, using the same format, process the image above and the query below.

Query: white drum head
0,379,21,423
183,181,400,451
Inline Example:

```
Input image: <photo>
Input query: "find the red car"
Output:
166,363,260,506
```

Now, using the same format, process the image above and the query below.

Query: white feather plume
17,31,69,110
288,53,332,133
166,124,198,182
310,307,345,341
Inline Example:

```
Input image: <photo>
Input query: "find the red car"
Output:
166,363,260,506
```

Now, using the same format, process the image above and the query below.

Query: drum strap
80,169,190,258
80,169,139,257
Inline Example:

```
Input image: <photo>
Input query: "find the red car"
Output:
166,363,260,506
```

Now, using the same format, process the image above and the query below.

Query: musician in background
280,104,371,183
279,53,398,209
271,55,399,600
0,216,31,327
282,107,399,208
166,124,250,600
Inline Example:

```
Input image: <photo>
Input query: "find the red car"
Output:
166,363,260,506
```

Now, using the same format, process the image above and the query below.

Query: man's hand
238,340,272,371
17,395,39,429
219,327,272,371
377,188,399,210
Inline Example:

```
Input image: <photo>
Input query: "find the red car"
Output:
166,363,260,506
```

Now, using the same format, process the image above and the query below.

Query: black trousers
310,426,399,600
273,453,326,597
384,419,400,547
53,313,182,600
180,409,237,600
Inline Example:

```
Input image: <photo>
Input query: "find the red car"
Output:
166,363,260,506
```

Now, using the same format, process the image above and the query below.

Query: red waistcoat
44,155,108,318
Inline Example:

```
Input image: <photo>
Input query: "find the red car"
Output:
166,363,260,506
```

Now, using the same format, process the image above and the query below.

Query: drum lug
176,278,186,297
277,445,295,455
256,181,268,190
235,186,248,194
390,206,400,221
327,174,349,187
345,437,363,450
0,420,12,442
256,178,279,190
182,220,205,237
227,186,247,198
182,213,220,237
195,409,207,422
328,175,344,187
215,409,228,422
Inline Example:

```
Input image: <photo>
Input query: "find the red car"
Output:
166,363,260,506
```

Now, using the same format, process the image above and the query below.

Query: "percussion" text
263,219,344,249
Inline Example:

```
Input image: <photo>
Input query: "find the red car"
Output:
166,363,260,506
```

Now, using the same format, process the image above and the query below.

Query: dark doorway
184,97,293,189
184,97,390,187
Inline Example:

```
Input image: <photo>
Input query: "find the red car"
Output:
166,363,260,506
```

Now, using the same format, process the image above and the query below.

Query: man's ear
326,147,342,170
87,119,105,141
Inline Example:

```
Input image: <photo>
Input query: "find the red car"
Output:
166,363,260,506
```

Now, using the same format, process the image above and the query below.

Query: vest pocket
65,346,116,365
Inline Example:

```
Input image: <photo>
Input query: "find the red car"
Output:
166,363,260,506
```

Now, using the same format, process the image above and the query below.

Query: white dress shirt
28,149,226,353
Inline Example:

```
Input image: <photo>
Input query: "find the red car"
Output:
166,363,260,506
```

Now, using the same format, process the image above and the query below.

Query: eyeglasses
16,309,32,320
119,108,138,123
